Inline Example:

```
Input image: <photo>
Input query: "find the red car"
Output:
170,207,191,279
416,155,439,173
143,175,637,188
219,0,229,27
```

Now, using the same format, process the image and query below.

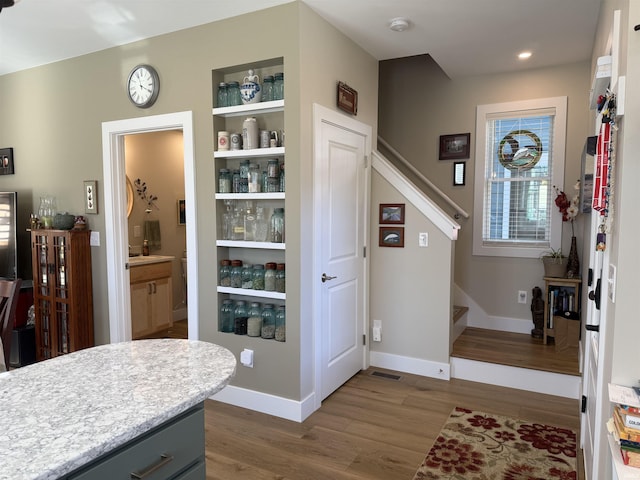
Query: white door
314,104,370,401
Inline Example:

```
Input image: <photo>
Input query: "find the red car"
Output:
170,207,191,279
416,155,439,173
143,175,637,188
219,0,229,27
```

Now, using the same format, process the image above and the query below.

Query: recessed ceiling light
518,51,532,60
389,17,410,32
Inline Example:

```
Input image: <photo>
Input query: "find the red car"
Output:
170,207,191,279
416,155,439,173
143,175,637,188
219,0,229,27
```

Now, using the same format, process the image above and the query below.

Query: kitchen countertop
128,254,175,266
0,339,236,480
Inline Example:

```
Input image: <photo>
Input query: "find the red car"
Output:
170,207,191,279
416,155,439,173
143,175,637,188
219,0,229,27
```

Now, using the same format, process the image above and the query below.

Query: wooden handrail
377,136,470,219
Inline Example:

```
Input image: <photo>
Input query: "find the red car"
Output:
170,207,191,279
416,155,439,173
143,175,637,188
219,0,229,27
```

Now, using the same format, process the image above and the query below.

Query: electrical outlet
419,232,428,247
372,319,382,342
518,290,527,304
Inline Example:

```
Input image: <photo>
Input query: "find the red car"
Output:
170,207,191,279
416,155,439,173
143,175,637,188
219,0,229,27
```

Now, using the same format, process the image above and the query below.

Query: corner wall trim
211,385,316,423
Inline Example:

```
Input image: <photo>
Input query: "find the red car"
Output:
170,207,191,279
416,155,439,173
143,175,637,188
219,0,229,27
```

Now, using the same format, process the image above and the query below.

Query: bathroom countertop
0,339,236,480
128,254,175,266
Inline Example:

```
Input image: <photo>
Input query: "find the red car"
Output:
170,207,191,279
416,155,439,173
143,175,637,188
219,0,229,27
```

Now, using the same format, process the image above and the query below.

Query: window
473,97,567,258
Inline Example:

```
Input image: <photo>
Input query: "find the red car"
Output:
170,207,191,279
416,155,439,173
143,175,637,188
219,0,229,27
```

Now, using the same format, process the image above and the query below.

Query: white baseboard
370,351,450,380
450,357,581,399
211,385,317,422
173,306,187,322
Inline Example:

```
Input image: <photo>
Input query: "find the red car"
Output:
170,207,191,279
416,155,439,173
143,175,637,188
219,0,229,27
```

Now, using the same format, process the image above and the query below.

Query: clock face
127,65,159,108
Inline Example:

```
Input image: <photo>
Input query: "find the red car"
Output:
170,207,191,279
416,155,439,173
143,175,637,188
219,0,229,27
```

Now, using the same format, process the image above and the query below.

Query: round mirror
126,176,134,217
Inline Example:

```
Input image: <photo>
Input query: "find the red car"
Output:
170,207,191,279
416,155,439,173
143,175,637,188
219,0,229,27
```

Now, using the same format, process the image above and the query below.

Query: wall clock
127,64,160,108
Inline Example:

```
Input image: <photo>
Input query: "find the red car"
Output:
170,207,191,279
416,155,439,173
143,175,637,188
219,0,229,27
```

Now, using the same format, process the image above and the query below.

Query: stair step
452,305,468,324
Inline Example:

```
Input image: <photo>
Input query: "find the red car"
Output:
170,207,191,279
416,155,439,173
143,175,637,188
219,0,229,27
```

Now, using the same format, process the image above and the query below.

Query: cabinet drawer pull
130,453,174,479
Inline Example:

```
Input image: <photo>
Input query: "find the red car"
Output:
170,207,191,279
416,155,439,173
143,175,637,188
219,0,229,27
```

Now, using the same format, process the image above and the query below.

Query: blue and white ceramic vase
240,69,262,104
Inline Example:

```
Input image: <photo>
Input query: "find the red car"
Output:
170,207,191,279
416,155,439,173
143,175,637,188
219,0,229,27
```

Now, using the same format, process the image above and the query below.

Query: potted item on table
541,248,568,278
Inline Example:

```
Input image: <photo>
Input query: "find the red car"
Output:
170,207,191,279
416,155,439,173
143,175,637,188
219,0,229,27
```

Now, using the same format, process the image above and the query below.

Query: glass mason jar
230,260,243,288
273,72,284,100
219,299,235,332
270,208,285,243
254,207,269,242
267,159,280,179
261,304,276,339
279,162,285,192
248,163,261,193
275,305,286,342
232,170,241,193
252,264,265,290
241,263,253,289
218,168,232,193
261,75,274,102
247,302,263,337
275,263,286,293
216,82,228,108
219,259,231,287
264,262,277,291
233,300,248,321
227,81,242,106
239,160,250,193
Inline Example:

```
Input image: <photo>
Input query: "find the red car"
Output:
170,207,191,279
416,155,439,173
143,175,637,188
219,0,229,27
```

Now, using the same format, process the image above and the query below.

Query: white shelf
215,193,285,200
217,286,285,300
216,240,285,250
214,146,284,159
212,100,284,117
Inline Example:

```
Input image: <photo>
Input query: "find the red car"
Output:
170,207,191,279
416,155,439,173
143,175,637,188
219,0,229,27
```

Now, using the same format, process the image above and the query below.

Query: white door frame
101,111,198,343
312,103,371,409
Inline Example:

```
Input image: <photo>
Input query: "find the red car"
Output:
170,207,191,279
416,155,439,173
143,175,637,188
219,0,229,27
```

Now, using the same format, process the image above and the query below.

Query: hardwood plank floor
205,367,584,479
451,326,580,376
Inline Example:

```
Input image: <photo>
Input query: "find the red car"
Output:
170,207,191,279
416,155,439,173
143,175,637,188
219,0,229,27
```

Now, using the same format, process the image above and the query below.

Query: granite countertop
0,339,236,480
128,254,175,266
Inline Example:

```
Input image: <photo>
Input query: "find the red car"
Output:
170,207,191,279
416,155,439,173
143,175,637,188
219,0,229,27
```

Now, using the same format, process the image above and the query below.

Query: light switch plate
90,231,100,246
419,232,428,247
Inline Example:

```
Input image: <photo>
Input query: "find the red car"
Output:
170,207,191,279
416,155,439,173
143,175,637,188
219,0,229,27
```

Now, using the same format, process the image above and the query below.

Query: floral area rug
413,407,577,480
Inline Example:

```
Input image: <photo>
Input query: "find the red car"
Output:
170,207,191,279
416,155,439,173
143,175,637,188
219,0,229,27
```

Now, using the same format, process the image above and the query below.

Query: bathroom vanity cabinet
130,257,174,339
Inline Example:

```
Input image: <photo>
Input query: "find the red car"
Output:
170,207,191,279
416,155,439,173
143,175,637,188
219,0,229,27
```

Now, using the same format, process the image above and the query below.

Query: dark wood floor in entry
204,367,583,479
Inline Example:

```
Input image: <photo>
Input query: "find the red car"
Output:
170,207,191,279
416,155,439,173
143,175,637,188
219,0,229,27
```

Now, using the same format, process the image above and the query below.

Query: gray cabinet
67,403,205,480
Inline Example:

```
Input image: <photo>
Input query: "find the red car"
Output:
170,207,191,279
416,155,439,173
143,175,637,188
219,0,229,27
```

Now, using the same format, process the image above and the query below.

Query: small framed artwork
379,203,405,224
84,180,98,214
177,199,186,225
0,147,14,175
379,226,404,248
439,133,470,160
453,162,466,186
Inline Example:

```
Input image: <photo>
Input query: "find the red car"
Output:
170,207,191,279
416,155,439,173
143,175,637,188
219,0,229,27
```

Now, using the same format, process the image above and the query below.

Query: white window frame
473,96,566,258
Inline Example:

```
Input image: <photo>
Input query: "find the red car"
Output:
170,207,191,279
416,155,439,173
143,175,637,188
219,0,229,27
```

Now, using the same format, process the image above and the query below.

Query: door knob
321,273,337,283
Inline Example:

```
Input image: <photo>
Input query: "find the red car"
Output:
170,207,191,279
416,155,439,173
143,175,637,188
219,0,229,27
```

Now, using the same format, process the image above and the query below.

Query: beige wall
125,130,187,313
379,56,591,326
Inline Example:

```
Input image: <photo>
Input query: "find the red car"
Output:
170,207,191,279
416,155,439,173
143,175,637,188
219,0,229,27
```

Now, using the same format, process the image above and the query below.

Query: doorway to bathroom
124,130,188,339
101,111,198,344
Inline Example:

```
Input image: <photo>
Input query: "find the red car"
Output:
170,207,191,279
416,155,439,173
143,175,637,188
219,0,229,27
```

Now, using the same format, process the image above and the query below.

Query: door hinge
581,395,587,413
363,334,366,346
363,246,366,258
364,155,368,168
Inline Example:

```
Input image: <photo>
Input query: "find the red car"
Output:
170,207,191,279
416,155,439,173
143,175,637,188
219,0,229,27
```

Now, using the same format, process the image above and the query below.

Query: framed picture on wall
0,148,14,175
379,203,405,224
439,133,470,160
379,227,404,247
177,199,186,225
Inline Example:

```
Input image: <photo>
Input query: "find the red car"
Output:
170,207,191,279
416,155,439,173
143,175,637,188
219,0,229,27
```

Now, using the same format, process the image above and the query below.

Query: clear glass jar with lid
227,81,242,106
273,72,284,100
218,168,232,193
261,304,276,339
234,300,248,325
219,299,235,332
264,262,277,291
275,263,285,293
230,260,243,288
270,208,285,243
247,302,263,337
216,82,228,108
252,264,265,290
219,259,231,287
275,305,286,341
261,75,274,102
241,263,253,289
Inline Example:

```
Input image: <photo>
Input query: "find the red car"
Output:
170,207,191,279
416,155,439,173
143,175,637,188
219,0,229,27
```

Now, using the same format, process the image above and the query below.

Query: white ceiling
0,0,602,78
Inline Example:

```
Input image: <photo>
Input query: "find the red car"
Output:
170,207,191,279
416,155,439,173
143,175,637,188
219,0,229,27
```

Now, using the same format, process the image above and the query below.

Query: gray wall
378,56,591,327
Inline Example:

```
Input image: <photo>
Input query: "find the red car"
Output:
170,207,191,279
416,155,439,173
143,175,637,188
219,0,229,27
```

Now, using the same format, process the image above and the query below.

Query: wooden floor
451,326,581,376
204,366,584,479
138,319,188,340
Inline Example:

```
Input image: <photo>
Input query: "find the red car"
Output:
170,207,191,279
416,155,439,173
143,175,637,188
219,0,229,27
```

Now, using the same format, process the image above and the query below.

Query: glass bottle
219,259,231,287
219,299,235,332
241,263,253,289
261,304,276,339
243,201,256,241
227,81,242,106
252,264,265,290
270,208,285,243
254,206,269,242
273,72,284,100
142,239,150,256
264,262,277,291
275,305,286,341
232,203,245,240
267,159,280,179
275,263,286,293
261,75,274,102
279,162,285,192
230,259,243,288
248,163,261,193
216,82,228,108
218,168,232,193
247,302,263,337
222,199,235,240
